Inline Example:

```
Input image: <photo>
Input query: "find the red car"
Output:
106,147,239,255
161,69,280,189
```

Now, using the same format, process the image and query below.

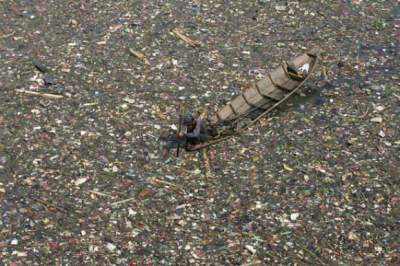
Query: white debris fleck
245,244,256,254
31,109,41,115
123,97,135,104
348,231,360,241
74,177,88,186
119,103,129,110
106,242,117,251
299,63,310,73
16,251,27,257
128,208,137,217
275,5,287,11
112,165,119,172
89,245,99,253
370,117,382,123
132,229,141,237
290,213,300,221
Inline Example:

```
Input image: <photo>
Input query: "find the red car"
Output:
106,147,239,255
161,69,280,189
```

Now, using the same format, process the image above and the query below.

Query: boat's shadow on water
277,81,335,113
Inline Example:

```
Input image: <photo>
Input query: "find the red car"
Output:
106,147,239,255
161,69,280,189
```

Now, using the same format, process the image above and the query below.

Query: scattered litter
1,1,398,265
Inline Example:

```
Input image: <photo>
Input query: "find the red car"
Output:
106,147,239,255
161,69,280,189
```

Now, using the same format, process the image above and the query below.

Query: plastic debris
1,0,398,265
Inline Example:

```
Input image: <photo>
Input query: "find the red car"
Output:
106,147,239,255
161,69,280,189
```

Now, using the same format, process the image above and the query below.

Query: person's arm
186,118,201,138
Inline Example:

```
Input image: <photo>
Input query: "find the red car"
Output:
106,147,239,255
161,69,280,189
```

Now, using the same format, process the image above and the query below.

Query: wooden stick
88,190,114,198
171,28,201,48
16,89,63,99
322,66,328,81
176,104,183,157
111,197,136,206
149,178,206,201
128,48,150,65
302,247,325,265
31,197,66,213
150,178,190,195
151,178,183,190
202,148,212,178
82,102,98,107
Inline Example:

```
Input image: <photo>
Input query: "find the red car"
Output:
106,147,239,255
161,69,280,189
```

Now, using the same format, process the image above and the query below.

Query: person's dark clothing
160,112,209,155
184,116,208,147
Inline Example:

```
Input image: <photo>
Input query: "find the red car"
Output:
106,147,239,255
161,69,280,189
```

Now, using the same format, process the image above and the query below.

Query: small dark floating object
32,60,48,73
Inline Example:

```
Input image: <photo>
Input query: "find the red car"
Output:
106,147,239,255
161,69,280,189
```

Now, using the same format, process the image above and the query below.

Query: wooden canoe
209,48,319,126
189,48,320,150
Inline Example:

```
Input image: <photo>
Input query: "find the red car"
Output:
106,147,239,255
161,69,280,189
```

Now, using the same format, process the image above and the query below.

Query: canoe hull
209,49,319,126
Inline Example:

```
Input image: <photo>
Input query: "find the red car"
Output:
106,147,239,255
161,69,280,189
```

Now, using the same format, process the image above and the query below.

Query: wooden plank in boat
243,85,262,106
230,94,252,115
256,78,286,100
243,85,268,106
307,48,319,57
220,85,276,121
268,68,291,91
269,67,299,91
216,104,235,121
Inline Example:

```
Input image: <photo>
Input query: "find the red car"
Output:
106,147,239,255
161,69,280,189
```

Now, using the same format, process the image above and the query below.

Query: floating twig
322,66,328,81
150,178,184,191
82,102,98,107
202,149,212,178
16,89,63,99
360,106,370,119
171,28,201,48
128,48,150,65
31,197,67,213
32,60,49,73
111,197,136,206
88,190,114,198
302,247,325,265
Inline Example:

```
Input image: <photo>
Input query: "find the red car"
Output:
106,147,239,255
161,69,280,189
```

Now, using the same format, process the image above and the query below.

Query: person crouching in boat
160,111,209,160
180,111,209,150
